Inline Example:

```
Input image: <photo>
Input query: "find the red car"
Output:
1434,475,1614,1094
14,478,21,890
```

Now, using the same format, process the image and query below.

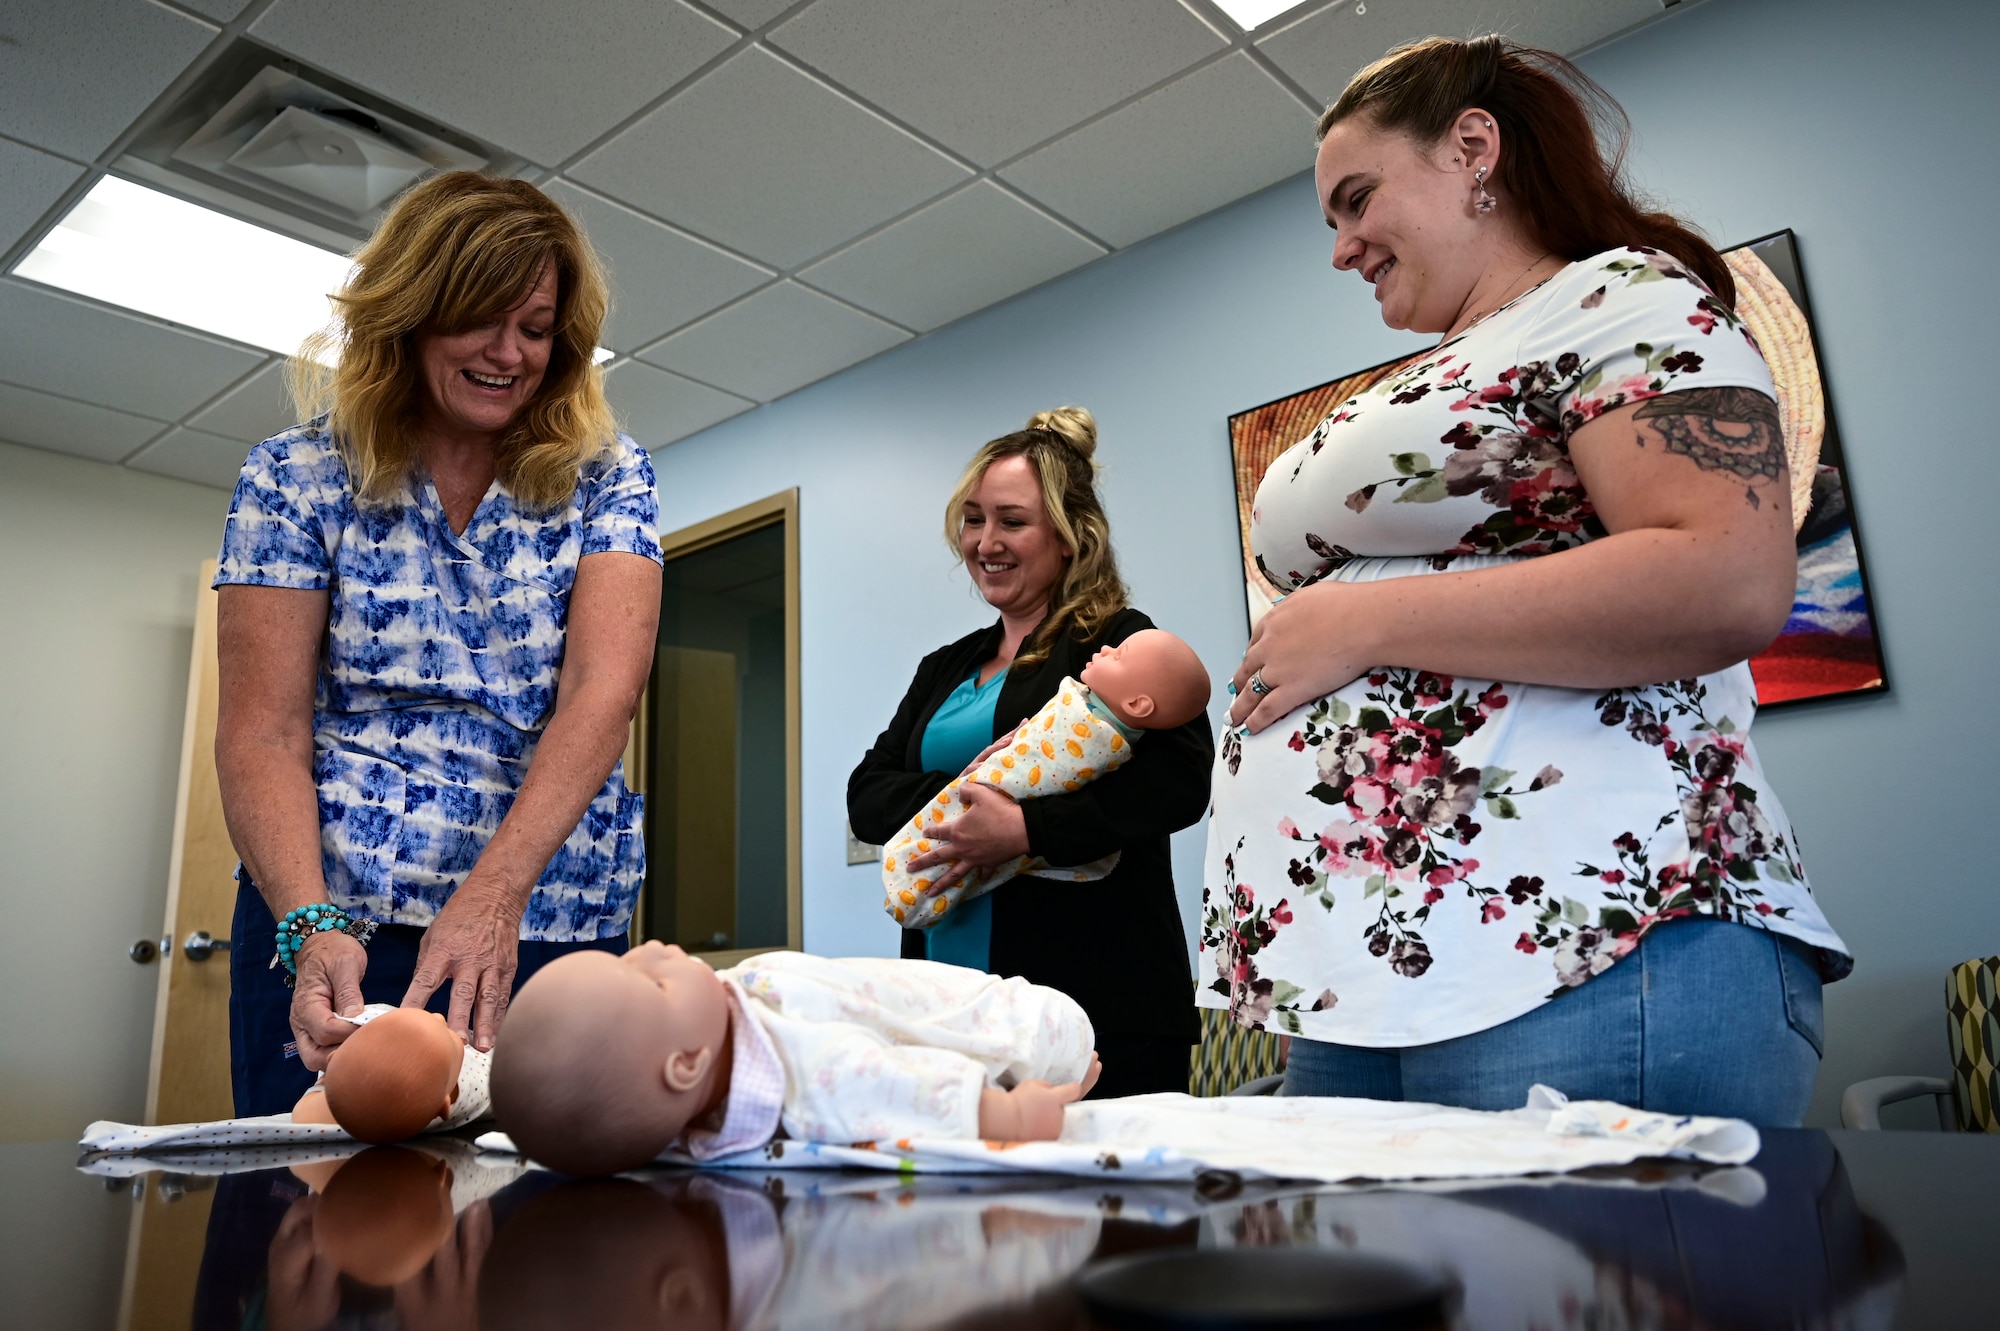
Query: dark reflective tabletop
6,1128,1992,1329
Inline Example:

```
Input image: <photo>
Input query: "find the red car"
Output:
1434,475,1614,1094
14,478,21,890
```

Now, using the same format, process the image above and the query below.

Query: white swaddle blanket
883,677,1131,928
80,1005,491,1156
475,1086,1758,1185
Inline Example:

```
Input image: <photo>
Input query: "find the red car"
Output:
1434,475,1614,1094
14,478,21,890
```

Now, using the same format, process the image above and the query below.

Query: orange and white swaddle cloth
884,677,1136,928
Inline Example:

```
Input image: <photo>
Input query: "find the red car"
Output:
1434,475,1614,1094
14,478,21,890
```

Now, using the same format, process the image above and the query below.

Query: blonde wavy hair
945,406,1128,672
289,172,617,509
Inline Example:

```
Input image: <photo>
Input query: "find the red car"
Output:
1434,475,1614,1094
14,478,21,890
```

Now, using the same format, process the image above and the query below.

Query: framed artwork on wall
1226,229,1886,710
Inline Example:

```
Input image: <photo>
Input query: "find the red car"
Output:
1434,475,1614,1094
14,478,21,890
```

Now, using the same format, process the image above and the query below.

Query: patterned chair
1188,1006,1286,1097
1841,955,2000,1131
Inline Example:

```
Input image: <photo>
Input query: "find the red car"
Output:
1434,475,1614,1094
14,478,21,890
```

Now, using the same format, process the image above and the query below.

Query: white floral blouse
1200,248,1851,1047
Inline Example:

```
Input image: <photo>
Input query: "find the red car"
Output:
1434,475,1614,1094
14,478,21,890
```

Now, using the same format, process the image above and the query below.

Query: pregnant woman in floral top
1202,37,1849,1125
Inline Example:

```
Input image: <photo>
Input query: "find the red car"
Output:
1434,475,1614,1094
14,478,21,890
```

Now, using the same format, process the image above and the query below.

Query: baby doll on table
291,1005,489,1143
883,628,1210,928
489,945,1100,1176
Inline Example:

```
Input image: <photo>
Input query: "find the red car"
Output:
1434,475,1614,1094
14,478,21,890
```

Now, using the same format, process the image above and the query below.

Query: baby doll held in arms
490,944,1100,1176
884,628,1210,927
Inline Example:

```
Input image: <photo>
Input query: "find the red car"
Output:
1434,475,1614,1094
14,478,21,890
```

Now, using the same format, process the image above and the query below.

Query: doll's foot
978,1079,1085,1142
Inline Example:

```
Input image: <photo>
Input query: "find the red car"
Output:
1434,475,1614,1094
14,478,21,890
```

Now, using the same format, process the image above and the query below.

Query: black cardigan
847,607,1211,1042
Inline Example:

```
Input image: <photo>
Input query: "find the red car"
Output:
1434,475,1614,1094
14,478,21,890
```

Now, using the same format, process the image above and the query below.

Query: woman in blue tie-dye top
213,173,663,1115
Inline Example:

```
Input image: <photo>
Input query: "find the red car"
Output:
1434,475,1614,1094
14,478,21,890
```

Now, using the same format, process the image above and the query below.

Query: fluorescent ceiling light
1211,0,1308,30
14,176,353,359
14,176,615,367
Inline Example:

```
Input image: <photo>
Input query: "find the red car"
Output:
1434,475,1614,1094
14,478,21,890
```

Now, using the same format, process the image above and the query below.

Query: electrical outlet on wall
845,824,883,867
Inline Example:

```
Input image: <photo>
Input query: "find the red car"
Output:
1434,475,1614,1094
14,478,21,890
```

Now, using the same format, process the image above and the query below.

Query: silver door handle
183,931,232,962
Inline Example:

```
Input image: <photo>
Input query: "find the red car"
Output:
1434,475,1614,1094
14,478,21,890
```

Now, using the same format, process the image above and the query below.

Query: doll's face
610,943,733,1086
1080,629,1212,730
621,941,731,1040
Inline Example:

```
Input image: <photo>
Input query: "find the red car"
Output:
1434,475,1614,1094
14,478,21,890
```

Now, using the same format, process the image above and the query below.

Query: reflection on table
99,1130,1908,1330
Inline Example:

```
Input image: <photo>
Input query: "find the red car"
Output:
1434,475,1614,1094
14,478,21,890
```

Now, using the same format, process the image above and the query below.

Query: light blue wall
650,0,2000,1125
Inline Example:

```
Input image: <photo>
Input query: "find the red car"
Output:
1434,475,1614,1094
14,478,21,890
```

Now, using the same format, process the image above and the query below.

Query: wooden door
143,561,238,1125
647,645,739,950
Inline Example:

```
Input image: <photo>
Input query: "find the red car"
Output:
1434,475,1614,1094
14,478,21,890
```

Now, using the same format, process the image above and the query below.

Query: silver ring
1248,670,1271,696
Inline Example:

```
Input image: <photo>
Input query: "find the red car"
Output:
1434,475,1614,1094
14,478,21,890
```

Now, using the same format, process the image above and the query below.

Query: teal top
917,668,1007,970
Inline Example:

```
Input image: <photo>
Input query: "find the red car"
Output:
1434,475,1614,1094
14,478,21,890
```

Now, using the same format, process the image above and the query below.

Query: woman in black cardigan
847,407,1213,1097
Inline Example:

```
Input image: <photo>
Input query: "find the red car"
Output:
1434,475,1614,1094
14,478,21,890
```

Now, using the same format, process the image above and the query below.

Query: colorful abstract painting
1227,229,1886,709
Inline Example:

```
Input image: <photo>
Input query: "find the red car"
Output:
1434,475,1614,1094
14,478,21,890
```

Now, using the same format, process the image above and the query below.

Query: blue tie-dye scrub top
213,419,663,942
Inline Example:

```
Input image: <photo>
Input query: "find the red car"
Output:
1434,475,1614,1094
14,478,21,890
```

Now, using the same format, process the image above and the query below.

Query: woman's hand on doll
903,782,1030,891
401,872,524,1053
291,931,368,1072
978,1077,1088,1142
1228,580,1380,733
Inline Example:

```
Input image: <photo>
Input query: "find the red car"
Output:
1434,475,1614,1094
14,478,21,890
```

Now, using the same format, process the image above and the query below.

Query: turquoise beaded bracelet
270,902,377,987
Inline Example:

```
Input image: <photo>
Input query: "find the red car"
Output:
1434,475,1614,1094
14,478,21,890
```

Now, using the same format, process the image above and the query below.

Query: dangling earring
1473,166,1498,215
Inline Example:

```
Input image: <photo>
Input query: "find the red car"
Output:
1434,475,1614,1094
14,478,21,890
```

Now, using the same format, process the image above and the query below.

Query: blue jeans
1282,918,1825,1126
228,877,627,1117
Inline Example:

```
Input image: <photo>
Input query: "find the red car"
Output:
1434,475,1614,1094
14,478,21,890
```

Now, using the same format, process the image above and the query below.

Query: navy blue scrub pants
228,876,627,1117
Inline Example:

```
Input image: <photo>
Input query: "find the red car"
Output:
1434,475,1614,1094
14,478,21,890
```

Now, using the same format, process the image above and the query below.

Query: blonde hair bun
1026,406,1097,461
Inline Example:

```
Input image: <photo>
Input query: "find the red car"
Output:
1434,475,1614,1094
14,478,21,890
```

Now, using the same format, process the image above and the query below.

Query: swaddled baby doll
291,1006,490,1144
882,628,1210,928
490,945,1100,1176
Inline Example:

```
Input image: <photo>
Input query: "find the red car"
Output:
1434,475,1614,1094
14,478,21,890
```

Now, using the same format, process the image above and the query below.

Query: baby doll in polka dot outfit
883,629,1210,928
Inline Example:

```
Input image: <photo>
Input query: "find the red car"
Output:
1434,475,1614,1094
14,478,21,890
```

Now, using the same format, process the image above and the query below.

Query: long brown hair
944,406,1128,672
290,172,617,509
1319,35,1734,307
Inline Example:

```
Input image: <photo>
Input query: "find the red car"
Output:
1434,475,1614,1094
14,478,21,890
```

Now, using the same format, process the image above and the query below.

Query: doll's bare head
321,1008,464,1144
1080,629,1211,730
492,944,732,1176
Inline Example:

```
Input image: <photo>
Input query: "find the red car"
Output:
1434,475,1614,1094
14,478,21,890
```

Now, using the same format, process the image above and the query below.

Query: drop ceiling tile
0,0,215,159
0,379,168,463
544,181,772,351
636,281,908,403
1258,0,1664,104
0,280,264,418
250,0,737,164
187,361,297,444
0,137,86,257
126,425,253,490
702,0,797,29
799,182,1105,332
569,48,970,269
769,0,1227,166
604,361,754,449
1000,54,1312,248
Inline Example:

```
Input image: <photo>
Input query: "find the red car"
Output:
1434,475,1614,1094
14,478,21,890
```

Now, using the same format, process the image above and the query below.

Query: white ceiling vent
115,45,518,250
226,107,434,216
170,67,483,226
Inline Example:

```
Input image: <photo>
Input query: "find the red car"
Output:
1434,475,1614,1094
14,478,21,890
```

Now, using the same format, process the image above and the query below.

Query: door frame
629,489,802,964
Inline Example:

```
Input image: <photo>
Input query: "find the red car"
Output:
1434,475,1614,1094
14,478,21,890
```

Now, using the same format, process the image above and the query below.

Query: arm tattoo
1632,387,1785,509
